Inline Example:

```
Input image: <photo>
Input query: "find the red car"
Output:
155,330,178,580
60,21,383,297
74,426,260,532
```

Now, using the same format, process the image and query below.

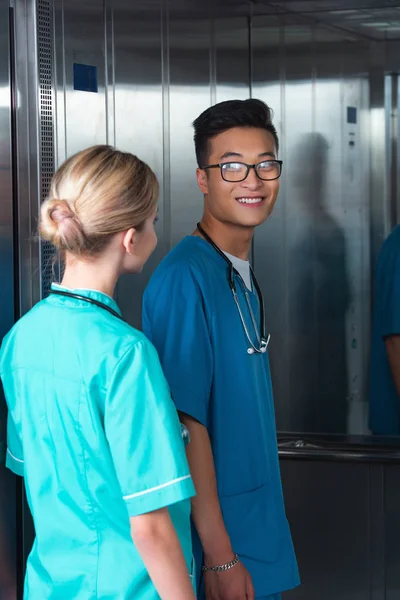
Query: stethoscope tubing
49,289,123,320
196,223,269,355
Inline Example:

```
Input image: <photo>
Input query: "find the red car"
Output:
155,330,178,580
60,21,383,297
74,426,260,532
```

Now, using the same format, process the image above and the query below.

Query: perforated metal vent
37,0,57,297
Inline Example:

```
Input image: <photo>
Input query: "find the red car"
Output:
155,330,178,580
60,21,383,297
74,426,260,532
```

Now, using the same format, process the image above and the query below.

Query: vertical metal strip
390,73,398,228
37,0,56,295
248,3,253,101
9,4,20,321
161,0,171,252
111,7,115,147
104,0,109,146
280,15,290,427
104,0,116,148
248,5,255,267
61,0,67,161
311,23,318,420
368,464,386,600
209,14,216,106
397,76,400,226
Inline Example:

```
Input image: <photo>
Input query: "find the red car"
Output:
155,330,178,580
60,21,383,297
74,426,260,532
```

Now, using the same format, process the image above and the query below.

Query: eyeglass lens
220,161,281,182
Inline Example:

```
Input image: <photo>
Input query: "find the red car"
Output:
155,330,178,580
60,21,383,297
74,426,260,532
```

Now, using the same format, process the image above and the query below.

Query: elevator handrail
277,436,400,463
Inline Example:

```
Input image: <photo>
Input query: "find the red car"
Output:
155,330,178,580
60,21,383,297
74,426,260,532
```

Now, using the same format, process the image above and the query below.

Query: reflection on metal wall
0,0,17,598
47,1,380,436
16,0,394,439
8,3,400,600
252,16,372,435
51,1,250,328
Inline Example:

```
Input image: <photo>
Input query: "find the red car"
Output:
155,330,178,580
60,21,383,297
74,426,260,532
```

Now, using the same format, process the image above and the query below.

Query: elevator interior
1,0,400,598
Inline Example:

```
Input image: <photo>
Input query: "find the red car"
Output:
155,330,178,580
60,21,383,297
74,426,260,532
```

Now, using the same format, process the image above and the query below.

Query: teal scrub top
0,284,196,599
370,225,400,435
143,237,300,598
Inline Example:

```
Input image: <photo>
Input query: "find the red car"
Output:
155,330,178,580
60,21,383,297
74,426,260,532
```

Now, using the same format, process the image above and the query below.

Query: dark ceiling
165,0,400,40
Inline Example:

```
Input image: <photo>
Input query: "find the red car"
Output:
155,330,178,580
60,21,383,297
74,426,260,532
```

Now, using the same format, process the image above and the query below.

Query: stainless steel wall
45,1,387,437
252,17,372,435
51,1,251,330
0,1,17,597
7,1,400,600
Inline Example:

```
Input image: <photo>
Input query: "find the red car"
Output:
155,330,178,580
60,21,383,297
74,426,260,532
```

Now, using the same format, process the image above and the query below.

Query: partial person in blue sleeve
143,99,300,600
370,225,400,435
0,146,196,600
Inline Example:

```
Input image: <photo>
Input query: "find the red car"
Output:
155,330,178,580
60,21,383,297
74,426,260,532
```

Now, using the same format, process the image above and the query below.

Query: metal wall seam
161,0,171,253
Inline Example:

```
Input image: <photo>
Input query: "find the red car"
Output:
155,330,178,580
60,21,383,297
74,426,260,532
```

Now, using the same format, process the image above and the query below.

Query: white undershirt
223,251,252,291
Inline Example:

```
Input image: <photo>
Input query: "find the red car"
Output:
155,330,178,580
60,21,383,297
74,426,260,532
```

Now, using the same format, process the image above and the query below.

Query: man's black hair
192,98,279,168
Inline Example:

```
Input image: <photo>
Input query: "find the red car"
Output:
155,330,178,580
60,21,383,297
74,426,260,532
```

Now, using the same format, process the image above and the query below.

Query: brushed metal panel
252,15,288,427
169,16,212,248
369,44,389,276
0,1,17,598
369,464,385,600
215,17,249,103
384,465,400,600
14,0,42,314
59,0,107,160
111,1,164,328
0,5,15,342
280,459,370,600
253,17,318,434
252,16,371,436
281,21,318,435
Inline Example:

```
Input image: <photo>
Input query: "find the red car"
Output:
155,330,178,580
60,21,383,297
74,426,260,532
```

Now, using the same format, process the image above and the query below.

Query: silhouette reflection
289,133,351,434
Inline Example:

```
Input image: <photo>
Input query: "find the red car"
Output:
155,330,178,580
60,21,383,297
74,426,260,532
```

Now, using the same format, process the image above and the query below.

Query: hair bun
40,198,86,253
48,199,75,224
38,145,159,258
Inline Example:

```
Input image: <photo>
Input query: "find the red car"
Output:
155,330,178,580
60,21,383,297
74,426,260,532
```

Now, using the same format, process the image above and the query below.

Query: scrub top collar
189,235,256,294
50,282,122,318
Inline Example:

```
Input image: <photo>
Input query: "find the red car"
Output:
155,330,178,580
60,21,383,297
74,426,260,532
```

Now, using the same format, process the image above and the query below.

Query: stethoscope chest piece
247,334,270,355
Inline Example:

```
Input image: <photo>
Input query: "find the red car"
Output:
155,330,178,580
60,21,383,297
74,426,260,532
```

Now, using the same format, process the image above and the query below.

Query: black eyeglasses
201,160,283,183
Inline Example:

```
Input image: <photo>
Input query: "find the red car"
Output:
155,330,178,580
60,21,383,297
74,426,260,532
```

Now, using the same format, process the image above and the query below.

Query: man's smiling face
196,126,280,229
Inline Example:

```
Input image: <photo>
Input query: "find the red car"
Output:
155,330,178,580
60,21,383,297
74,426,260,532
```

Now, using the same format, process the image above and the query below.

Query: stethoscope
49,289,123,320
49,287,191,446
196,223,270,355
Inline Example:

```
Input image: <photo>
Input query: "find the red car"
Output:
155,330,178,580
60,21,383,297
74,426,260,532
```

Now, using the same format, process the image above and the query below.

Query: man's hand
204,562,254,600
180,415,254,598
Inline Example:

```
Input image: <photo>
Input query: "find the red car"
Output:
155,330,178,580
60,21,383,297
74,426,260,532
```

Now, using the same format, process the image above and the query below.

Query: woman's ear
122,227,136,255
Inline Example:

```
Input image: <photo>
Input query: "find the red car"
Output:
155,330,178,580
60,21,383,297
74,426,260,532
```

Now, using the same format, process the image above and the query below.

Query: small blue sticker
347,106,357,124
73,63,98,93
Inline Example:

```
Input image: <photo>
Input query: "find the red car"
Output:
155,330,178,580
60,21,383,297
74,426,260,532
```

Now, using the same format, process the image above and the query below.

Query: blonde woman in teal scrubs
0,146,196,600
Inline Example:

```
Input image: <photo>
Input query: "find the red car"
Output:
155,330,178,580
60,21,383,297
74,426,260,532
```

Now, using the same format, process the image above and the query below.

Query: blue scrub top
370,225,400,435
143,236,300,598
0,284,195,599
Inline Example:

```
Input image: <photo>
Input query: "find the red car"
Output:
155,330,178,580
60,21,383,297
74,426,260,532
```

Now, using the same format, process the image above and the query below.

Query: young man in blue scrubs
143,99,300,599
370,225,400,435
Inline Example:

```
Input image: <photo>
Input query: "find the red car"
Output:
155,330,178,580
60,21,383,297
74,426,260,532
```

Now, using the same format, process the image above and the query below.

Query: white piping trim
7,448,24,463
123,475,191,501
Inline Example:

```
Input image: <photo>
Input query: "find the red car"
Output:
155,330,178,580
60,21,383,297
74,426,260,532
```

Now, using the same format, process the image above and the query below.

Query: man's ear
196,168,209,195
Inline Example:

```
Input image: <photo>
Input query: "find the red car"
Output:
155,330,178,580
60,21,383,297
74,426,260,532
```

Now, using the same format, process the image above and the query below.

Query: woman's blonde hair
40,145,159,256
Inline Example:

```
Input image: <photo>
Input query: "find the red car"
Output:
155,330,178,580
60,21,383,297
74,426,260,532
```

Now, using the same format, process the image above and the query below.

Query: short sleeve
142,264,213,427
6,412,24,477
0,374,24,476
378,235,400,338
105,339,195,517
